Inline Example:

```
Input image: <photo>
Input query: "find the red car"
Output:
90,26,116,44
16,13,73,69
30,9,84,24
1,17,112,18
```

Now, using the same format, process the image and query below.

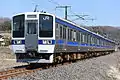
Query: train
11,12,117,64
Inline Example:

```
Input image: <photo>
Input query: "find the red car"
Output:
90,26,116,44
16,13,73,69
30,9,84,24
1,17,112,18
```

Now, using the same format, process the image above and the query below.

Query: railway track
0,51,113,80
0,62,71,80
0,65,42,80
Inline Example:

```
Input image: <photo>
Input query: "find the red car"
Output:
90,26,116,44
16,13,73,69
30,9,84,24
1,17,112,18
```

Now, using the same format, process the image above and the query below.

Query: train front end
11,12,55,63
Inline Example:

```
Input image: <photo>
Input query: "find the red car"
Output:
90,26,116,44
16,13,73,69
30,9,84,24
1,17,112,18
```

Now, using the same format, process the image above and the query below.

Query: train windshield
39,14,53,37
13,14,25,38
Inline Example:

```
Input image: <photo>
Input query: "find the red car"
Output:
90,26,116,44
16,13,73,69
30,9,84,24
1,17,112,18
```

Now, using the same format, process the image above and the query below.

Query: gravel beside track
0,47,27,72
8,51,120,80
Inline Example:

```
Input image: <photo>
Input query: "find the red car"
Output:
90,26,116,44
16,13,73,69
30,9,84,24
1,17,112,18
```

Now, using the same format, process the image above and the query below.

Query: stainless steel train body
11,12,116,63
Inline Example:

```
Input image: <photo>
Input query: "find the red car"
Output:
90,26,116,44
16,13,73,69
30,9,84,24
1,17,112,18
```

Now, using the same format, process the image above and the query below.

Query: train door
25,20,38,51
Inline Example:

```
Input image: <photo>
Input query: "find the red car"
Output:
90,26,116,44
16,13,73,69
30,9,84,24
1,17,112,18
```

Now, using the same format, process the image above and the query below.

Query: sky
1,0,120,26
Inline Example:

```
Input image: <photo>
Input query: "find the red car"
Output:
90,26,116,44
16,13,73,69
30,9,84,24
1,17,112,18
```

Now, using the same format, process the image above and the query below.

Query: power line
47,0,74,20
47,0,96,23
56,6,71,19
48,0,60,6
47,0,63,14
68,14,89,20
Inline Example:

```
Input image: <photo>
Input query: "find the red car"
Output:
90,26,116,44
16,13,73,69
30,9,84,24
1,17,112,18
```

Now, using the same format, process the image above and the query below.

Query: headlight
43,40,52,44
14,40,22,44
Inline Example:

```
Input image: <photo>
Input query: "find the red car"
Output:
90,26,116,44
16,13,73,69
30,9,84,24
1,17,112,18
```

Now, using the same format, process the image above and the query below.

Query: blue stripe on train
11,40,55,45
38,40,55,45
67,41,79,46
11,39,113,48
56,40,113,48
11,40,25,45
56,40,64,44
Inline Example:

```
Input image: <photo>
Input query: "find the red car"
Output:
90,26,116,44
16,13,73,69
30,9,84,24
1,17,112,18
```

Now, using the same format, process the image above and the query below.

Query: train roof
12,12,54,17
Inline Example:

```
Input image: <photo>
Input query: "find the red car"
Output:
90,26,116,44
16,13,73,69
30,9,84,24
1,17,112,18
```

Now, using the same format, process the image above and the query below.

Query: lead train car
11,12,116,64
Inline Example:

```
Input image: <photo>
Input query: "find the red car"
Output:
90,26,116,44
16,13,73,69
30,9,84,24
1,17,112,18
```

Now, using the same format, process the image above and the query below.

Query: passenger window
99,39,101,45
84,33,87,43
85,34,88,43
60,25,63,39
73,30,76,41
87,35,90,44
81,33,83,43
92,37,95,44
90,36,92,44
55,23,59,39
101,40,103,45
82,33,85,43
103,41,105,46
76,31,81,42
95,38,97,44
70,29,72,40
84,33,88,43
68,29,70,40
63,27,66,39
55,23,58,28
97,38,100,45
76,31,79,42
79,32,81,43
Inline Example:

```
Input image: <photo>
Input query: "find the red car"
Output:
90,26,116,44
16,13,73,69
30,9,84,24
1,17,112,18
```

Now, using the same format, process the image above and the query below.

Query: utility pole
56,6,71,20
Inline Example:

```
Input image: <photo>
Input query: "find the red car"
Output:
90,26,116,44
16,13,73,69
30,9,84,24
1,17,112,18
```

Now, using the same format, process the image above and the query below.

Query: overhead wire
47,0,94,25
47,0,65,15
47,0,60,6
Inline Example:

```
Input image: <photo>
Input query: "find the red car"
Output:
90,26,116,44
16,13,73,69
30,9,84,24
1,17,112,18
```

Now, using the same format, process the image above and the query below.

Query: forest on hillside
0,17,11,31
85,26,120,43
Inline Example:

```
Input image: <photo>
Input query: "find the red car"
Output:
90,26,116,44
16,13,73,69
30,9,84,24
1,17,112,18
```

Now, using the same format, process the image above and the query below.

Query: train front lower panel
38,40,55,53
11,39,25,53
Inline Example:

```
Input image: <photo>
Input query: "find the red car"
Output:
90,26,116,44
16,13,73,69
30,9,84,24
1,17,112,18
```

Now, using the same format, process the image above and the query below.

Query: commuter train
11,12,117,64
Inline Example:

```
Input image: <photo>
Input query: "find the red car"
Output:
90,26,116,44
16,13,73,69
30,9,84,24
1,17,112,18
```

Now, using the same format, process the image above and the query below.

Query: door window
27,23,36,34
